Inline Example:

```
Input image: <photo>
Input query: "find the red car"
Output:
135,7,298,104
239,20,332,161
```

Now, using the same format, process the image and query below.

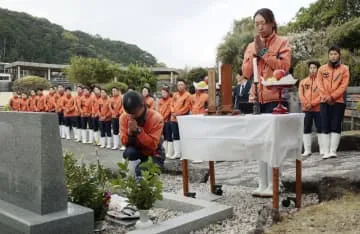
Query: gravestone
0,112,93,234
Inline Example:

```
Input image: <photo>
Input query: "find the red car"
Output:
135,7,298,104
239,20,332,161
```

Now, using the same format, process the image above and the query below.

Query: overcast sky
1,0,315,68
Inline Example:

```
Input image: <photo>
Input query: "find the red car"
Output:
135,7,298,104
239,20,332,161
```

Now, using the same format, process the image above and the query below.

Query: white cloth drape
177,113,304,167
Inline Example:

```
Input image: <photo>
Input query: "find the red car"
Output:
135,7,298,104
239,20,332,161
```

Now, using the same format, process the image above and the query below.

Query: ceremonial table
177,113,304,209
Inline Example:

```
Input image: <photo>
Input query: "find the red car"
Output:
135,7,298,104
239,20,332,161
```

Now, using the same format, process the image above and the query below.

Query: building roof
4,61,180,74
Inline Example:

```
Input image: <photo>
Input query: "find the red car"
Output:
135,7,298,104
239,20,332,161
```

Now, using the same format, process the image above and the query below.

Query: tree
102,82,128,94
186,67,208,84
12,76,51,93
217,17,254,75
117,64,158,91
155,62,167,68
327,17,360,51
65,56,118,86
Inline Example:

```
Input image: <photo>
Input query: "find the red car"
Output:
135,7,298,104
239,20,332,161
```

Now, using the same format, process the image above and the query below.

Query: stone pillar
0,112,93,234
170,72,174,84
48,68,51,81
17,65,20,79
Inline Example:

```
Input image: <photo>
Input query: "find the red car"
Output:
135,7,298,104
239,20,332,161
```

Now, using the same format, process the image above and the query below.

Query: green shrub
12,76,51,94
101,82,128,94
64,152,111,221
112,159,163,210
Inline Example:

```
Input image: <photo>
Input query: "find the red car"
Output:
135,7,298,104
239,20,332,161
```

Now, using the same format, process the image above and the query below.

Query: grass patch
266,194,360,234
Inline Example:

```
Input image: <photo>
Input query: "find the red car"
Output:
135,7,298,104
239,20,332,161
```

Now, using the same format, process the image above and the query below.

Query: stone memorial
0,112,93,234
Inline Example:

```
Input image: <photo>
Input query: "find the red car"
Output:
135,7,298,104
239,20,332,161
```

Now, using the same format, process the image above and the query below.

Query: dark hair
189,85,195,94
253,8,277,33
308,60,321,69
100,88,107,92
161,85,170,93
65,87,72,91
142,86,151,93
128,84,136,91
237,69,243,76
36,88,43,92
328,45,341,55
83,86,90,91
111,87,119,91
122,91,144,114
177,79,187,85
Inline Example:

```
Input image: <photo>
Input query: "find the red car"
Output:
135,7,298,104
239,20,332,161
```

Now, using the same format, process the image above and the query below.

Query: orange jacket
28,96,37,112
299,76,320,112
242,33,292,104
190,92,208,115
171,91,191,121
98,97,112,121
74,94,82,116
158,97,172,122
144,96,155,110
110,95,123,118
92,95,101,117
120,108,164,156
20,98,29,112
35,94,47,112
9,96,21,111
62,95,77,117
316,63,350,104
55,93,65,113
80,94,93,117
45,93,56,112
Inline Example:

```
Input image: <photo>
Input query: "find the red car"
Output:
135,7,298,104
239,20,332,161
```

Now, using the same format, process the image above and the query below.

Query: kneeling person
120,91,165,177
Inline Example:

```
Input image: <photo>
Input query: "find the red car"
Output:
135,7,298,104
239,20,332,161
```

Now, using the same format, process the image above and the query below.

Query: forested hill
0,8,157,65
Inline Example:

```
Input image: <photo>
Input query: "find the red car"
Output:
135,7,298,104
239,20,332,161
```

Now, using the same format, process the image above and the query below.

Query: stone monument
0,112,93,234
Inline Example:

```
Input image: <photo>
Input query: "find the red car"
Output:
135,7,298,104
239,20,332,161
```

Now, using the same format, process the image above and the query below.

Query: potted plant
112,159,163,229
63,152,111,232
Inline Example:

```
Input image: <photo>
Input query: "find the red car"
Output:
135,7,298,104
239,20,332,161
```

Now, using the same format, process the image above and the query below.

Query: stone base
0,200,93,234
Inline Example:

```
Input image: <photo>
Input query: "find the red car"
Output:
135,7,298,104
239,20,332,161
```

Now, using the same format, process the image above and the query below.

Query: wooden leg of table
182,159,189,195
295,159,302,208
272,167,279,209
209,161,215,193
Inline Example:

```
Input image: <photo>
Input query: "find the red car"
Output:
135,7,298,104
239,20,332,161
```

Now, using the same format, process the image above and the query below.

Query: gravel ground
100,173,319,234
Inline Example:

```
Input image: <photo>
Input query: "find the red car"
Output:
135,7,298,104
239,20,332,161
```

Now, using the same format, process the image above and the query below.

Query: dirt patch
266,194,360,234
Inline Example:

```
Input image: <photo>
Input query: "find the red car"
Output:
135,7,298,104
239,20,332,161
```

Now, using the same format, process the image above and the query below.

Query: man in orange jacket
242,8,292,198
20,93,29,112
158,85,173,158
73,86,83,142
62,87,77,140
317,45,350,159
169,79,191,159
299,61,321,157
45,87,57,112
91,86,102,145
142,86,155,110
80,86,93,144
35,89,47,112
190,81,209,115
9,92,21,111
120,91,165,177
98,89,113,149
109,87,123,150
28,90,37,112
55,85,66,138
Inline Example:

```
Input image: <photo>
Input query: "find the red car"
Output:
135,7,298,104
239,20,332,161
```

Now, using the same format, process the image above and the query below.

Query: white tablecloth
177,113,304,167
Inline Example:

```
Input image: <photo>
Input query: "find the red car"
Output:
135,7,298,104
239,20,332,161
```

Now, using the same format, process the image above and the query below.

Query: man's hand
254,35,265,55
128,118,138,135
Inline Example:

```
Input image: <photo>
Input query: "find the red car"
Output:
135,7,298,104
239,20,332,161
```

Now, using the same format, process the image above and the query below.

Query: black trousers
74,116,81,128
99,121,112,137
92,117,100,131
81,117,93,129
57,112,64,125
163,122,173,141
260,101,289,114
64,116,76,128
320,103,345,134
304,111,321,134
170,121,180,140
112,118,120,135
123,146,164,176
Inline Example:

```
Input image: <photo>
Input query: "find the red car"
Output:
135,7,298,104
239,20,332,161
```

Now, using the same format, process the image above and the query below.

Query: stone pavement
62,139,360,200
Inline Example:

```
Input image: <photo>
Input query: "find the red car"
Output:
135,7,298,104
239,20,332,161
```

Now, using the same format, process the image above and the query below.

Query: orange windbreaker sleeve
137,115,164,152
120,114,129,146
298,80,308,106
261,39,291,72
316,67,329,100
331,66,350,101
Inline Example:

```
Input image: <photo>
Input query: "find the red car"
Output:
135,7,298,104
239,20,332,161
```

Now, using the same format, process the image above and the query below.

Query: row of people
8,79,210,161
